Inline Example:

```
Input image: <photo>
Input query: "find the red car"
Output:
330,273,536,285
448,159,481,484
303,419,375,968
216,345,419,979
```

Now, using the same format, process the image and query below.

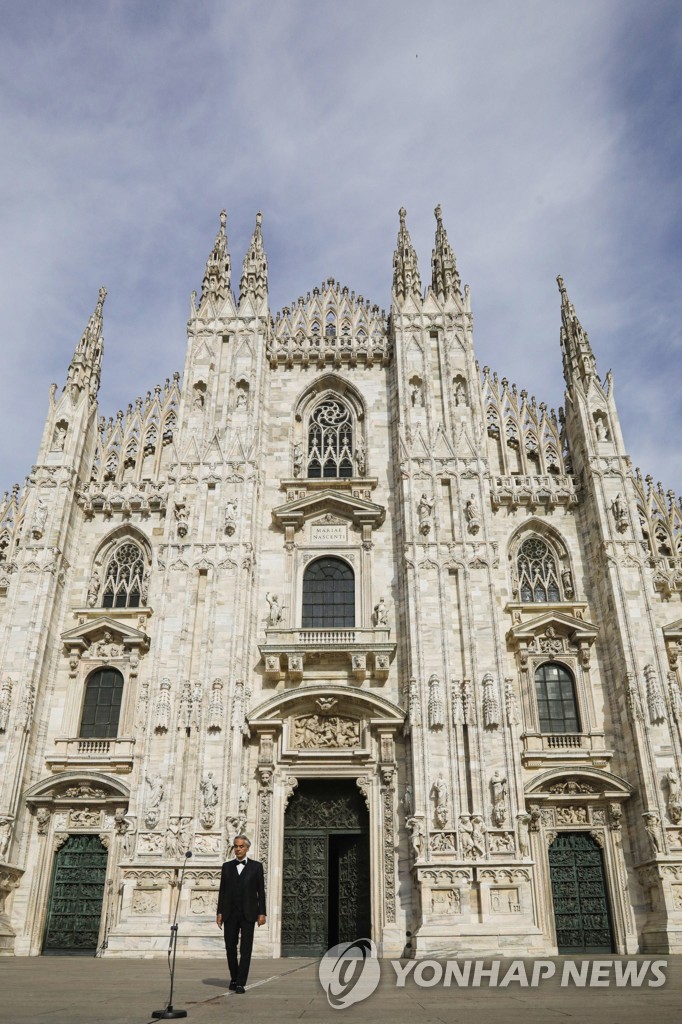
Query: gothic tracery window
307,399,354,478
101,542,145,608
517,537,561,603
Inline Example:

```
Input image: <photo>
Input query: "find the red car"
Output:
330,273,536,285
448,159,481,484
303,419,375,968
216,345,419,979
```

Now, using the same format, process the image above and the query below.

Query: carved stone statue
432,774,449,828
471,815,487,857
516,812,531,857
406,817,424,860
145,773,164,829
464,493,481,534
643,811,663,855
31,499,48,539
0,817,12,859
403,784,413,818
665,770,682,824
373,597,389,626
417,493,434,535
238,784,250,816
459,815,475,859
265,592,283,626
51,423,67,452
490,770,508,827
224,501,237,536
293,442,304,478
611,493,628,533
201,771,218,811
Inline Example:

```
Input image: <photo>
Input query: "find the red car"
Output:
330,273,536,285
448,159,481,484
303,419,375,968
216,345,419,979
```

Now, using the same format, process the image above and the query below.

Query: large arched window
534,663,580,734
307,399,353,478
101,542,145,608
302,557,355,628
79,668,124,738
517,537,560,603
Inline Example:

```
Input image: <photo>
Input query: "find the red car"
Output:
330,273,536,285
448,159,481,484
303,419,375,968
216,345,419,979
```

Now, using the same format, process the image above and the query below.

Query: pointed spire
201,209,231,304
431,204,461,299
557,275,597,387
392,207,422,302
239,211,268,304
66,286,106,400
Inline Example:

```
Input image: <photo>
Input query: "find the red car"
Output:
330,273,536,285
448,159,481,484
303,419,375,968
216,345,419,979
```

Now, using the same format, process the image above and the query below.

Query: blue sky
0,0,680,490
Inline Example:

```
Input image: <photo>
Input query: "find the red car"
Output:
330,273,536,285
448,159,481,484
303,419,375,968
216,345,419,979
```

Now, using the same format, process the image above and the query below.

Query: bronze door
282,779,370,956
43,834,108,954
549,831,614,953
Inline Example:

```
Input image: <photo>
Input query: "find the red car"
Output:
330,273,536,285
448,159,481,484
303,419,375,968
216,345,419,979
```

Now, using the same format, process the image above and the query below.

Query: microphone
184,851,193,858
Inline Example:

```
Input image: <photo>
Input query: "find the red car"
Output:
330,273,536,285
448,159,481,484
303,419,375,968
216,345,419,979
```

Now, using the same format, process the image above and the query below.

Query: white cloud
0,0,679,489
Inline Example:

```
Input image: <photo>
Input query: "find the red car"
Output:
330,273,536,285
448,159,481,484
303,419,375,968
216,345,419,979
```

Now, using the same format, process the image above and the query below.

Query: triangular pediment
507,609,598,646
61,615,150,653
272,489,385,531
663,618,682,641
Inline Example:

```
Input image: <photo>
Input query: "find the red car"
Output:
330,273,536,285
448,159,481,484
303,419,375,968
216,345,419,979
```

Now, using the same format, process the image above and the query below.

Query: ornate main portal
281,779,370,955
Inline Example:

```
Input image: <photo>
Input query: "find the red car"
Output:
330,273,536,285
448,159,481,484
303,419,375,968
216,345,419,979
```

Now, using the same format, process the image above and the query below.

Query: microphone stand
152,850,192,1020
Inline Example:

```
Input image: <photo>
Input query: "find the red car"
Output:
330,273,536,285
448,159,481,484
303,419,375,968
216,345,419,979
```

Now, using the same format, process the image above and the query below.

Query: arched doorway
43,834,108,954
548,832,614,953
281,779,370,955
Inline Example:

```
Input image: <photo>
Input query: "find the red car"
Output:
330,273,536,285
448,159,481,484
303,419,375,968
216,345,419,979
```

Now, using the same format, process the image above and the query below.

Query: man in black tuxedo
216,835,266,993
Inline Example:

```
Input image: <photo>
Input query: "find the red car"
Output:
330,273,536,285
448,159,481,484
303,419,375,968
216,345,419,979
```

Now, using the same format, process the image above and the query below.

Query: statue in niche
594,415,609,441
192,386,205,409
417,493,434,535
51,423,67,452
411,382,424,407
453,377,467,407
402,785,413,818
373,597,389,626
265,592,283,626
490,770,508,827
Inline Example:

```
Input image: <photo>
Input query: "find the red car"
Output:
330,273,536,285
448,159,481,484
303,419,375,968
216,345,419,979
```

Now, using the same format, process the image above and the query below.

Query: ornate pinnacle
66,287,106,400
201,208,231,304
557,275,597,388
239,211,268,304
431,204,461,299
392,206,422,302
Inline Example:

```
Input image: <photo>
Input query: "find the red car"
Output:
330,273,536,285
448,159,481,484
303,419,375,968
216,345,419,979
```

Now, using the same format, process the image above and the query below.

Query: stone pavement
1,955,681,1024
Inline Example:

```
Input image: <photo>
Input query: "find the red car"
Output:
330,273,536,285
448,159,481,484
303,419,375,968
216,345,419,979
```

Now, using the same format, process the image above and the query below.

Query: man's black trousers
224,912,256,985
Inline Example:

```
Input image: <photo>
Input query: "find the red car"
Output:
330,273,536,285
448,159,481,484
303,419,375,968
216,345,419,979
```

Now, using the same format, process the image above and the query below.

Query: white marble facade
1,207,682,958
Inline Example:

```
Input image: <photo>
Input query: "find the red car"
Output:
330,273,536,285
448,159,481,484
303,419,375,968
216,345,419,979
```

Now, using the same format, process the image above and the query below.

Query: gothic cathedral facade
1,207,681,958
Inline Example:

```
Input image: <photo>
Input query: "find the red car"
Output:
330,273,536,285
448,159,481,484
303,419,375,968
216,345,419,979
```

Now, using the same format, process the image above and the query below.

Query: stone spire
557,275,597,387
66,286,106,401
239,211,268,304
392,207,422,302
201,209,231,304
431,204,461,299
